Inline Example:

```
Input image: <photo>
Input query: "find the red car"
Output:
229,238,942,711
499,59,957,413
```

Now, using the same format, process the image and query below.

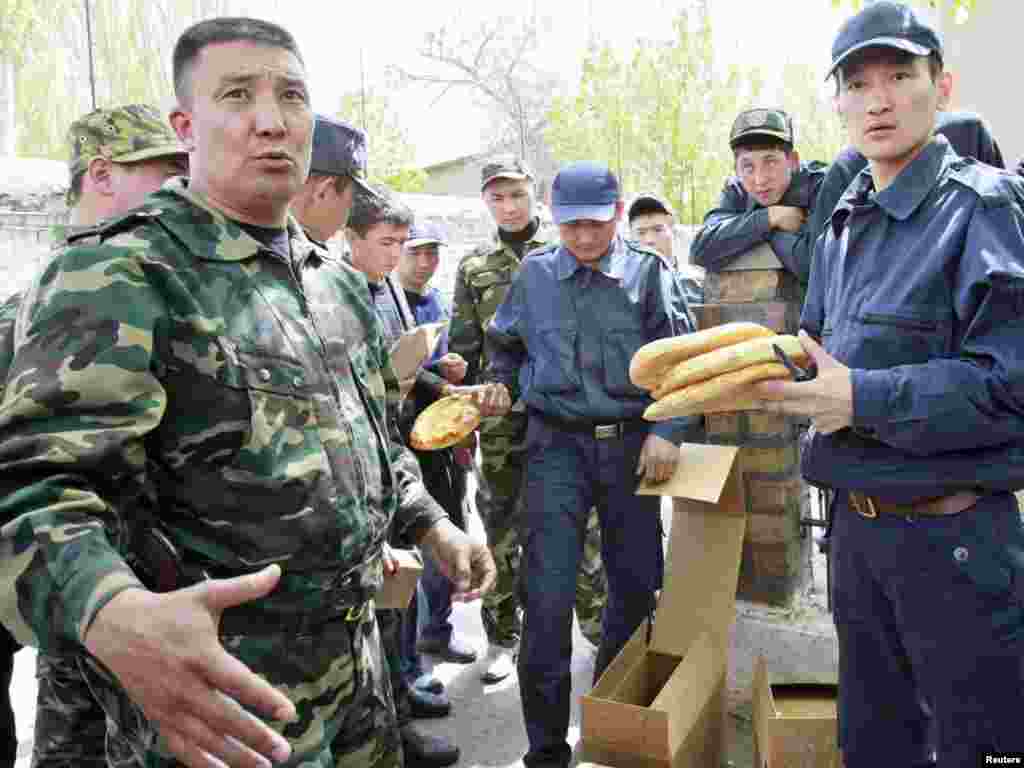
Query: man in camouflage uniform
0,103,188,768
0,17,494,768
448,156,606,684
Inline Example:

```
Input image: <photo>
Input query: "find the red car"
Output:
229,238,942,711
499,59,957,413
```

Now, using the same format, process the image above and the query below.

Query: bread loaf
643,363,790,421
652,334,808,400
629,322,776,391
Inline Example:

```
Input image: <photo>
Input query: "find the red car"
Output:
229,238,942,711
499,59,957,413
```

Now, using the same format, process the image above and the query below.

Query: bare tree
390,15,562,187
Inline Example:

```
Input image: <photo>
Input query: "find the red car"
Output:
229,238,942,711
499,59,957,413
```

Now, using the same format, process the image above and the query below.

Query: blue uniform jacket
485,236,699,445
801,136,1024,499
690,161,827,283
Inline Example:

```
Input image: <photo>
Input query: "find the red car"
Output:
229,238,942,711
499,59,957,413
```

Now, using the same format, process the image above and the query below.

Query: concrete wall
421,157,488,198
940,5,1024,168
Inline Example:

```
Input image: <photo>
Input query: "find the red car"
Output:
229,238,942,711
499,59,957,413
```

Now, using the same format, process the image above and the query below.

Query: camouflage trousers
32,653,107,766
478,412,607,649
71,604,400,768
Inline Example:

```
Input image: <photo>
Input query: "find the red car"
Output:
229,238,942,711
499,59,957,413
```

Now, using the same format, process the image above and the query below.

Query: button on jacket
691,161,827,283
801,137,1024,499
486,237,698,444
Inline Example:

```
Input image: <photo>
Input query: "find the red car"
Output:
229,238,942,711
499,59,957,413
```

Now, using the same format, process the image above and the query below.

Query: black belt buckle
594,423,622,440
772,343,816,382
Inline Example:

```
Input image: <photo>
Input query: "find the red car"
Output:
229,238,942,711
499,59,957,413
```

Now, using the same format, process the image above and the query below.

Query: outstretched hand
84,566,295,768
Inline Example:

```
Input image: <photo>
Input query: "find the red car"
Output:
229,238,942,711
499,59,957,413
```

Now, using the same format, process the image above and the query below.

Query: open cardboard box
582,443,746,768
753,657,840,768
375,548,424,610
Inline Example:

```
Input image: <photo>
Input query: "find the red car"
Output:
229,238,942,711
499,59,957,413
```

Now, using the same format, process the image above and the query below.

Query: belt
848,489,981,519
537,414,646,440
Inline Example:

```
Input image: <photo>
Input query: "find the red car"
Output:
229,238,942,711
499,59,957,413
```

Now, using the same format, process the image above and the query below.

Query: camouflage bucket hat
729,108,795,149
67,104,186,205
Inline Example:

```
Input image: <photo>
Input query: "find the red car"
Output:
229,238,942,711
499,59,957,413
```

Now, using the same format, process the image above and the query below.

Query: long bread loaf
629,322,776,391
644,363,790,421
652,334,808,400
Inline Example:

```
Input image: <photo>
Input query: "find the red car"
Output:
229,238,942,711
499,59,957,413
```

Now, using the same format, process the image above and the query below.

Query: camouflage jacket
0,179,446,653
449,231,550,386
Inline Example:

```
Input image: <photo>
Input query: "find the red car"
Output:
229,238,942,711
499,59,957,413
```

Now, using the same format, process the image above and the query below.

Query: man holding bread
484,160,698,768
755,3,1024,765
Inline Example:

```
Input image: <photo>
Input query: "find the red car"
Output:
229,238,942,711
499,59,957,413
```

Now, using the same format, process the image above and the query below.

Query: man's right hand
83,565,295,768
768,205,807,233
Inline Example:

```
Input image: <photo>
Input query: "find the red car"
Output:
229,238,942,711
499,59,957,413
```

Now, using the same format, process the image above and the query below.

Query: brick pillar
692,260,811,606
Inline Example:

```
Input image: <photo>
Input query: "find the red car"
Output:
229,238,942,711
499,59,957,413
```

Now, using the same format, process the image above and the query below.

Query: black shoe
407,685,451,718
401,724,460,768
416,634,478,664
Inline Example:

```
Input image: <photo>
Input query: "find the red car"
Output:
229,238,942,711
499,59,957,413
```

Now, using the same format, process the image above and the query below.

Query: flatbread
410,395,482,451
643,363,790,421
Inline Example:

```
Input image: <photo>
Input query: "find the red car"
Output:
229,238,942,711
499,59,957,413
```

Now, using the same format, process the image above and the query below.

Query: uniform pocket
529,328,580,394
852,308,950,367
602,328,648,397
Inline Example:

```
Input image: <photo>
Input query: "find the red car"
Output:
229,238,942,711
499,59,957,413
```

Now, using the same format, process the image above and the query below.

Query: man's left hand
443,383,511,418
636,433,679,484
418,519,496,602
752,330,853,434
438,353,468,384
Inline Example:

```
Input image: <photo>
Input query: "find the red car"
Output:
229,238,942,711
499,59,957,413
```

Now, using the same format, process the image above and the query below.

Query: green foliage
335,89,424,193
9,0,241,160
830,0,975,15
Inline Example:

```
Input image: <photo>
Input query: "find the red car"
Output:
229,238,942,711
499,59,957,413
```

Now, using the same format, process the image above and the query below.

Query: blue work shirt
485,236,699,445
801,136,1024,500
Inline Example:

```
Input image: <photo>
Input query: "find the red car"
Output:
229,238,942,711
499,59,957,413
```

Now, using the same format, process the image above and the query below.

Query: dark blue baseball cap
828,1,942,79
406,221,448,249
310,114,373,193
550,161,620,224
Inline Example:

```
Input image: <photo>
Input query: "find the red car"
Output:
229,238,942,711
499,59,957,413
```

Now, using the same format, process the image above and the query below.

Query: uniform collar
154,177,319,265
870,135,949,221
556,235,627,281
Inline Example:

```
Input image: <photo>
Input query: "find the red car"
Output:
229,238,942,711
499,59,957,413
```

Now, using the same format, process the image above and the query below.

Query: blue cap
829,1,942,79
310,114,373,193
550,161,620,224
406,221,448,249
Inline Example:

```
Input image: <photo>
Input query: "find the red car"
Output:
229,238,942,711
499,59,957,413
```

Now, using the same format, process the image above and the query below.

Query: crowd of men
0,2,1022,768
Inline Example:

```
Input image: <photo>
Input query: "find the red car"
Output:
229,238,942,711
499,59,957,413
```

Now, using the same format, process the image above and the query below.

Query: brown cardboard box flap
375,548,423,610
390,322,447,382
636,443,740,504
753,656,841,768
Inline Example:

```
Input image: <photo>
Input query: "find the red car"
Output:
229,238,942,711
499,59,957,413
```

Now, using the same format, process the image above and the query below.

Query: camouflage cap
67,104,186,205
310,114,373,194
480,154,533,192
729,108,794,149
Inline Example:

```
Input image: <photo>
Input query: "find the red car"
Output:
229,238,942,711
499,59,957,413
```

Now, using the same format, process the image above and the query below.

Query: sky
252,0,854,166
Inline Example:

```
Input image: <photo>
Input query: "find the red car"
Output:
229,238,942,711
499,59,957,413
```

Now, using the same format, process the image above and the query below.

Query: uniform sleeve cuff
73,565,147,645
851,368,892,429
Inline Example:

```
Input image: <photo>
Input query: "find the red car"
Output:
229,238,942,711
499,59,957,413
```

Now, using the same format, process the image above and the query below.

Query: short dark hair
172,17,304,106
309,172,352,197
347,184,413,239
835,48,942,95
733,138,794,158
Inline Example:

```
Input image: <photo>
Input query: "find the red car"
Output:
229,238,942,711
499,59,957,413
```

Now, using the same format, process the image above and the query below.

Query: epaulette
67,207,164,246
948,158,1024,210
525,243,558,259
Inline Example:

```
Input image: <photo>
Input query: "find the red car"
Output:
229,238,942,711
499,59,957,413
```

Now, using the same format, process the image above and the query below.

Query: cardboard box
582,443,746,768
375,548,423,610
753,656,840,768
